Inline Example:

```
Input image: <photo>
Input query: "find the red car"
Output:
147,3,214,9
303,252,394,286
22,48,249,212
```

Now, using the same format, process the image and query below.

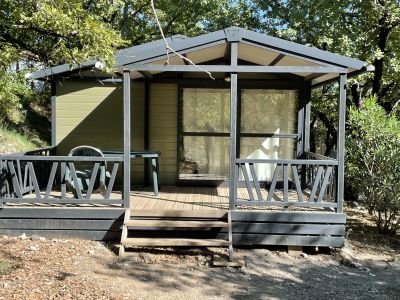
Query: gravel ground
1,208,399,300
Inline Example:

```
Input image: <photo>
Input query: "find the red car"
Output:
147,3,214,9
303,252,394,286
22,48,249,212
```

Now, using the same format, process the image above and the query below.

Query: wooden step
121,237,230,247
125,220,229,228
130,209,227,219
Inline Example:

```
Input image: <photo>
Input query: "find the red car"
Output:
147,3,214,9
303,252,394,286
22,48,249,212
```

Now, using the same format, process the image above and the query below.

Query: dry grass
0,124,39,154
0,258,13,276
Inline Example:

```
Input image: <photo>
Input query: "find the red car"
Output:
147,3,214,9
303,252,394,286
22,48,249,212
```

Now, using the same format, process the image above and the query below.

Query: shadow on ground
89,243,400,300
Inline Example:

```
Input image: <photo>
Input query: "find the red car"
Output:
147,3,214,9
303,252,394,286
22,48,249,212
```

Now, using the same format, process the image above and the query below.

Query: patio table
102,150,161,196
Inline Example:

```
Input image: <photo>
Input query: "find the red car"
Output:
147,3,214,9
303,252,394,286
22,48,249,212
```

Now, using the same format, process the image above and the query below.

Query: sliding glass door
178,87,299,183
179,88,230,181
239,89,299,181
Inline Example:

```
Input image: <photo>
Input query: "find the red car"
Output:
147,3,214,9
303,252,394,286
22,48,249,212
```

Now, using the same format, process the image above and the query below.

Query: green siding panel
149,83,178,185
56,80,145,184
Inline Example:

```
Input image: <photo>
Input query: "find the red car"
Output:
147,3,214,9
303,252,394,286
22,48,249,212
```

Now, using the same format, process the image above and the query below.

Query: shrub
346,97,400,234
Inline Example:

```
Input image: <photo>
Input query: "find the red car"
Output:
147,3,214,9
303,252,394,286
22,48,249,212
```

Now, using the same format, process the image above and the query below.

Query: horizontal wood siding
149,84,178,185
56,80,145,184
0,208,124,241
231,211,345,247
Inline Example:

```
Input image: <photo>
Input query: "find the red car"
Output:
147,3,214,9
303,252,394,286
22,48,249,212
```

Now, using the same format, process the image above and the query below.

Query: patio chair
65,145,110,198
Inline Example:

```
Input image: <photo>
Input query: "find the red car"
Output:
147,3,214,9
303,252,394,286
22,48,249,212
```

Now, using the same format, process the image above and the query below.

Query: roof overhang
26,61,105,80
28,26,374,86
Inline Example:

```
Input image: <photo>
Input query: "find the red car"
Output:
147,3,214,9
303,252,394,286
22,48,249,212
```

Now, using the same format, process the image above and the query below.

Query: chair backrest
68,145,104,158
68,145,106,176
66,146,106,192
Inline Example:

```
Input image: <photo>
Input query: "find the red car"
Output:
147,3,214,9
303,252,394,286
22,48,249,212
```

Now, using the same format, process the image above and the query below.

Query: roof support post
51,81,57,147
123,70,131,208
229,42,238,210
144,81,150,187
336,73,347,213
303,83,312,153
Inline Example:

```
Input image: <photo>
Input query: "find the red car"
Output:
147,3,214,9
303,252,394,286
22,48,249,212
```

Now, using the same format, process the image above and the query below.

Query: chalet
0,27,373,259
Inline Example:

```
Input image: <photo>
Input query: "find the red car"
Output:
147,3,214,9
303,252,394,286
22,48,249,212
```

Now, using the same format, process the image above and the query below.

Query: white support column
123,70,131,208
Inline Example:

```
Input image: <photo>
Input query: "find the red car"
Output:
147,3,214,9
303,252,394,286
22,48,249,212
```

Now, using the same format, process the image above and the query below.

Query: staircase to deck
119,209,233,260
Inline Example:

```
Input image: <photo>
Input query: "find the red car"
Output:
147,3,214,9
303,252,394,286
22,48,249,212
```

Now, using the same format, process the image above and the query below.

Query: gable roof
28,26,373,86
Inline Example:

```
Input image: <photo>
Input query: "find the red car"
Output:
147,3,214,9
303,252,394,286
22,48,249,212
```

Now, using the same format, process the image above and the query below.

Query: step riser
125,220,229,228
130,210,227,219
122,238,229,247
120,210,232,254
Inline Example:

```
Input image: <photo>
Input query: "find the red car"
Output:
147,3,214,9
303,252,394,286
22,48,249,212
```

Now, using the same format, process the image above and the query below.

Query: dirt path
1,208,399,300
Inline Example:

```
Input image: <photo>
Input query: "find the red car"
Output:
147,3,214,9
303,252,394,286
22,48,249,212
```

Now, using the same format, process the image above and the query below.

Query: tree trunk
372,9,392,112
318,112,337,156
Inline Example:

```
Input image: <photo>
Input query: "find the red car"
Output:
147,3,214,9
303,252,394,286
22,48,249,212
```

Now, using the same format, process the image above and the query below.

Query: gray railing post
229,42,238,210
336,74,347,213
51,81,57,147
123,70,131,209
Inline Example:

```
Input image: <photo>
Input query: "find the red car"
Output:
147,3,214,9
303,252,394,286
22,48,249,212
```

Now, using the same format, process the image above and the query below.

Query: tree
346,97,400,234
0,0,125,126
94,0,257,45
0,0,124,66
251,0,400,154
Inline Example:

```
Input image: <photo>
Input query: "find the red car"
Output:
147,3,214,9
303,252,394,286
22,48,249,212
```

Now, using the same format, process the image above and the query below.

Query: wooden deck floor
131,186,230,211
12,186,328,212
131,186,326,212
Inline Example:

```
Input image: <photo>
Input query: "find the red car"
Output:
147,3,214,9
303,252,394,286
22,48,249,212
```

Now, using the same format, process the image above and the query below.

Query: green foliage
346,97,400,234
93,0,257,44
0,0,125,67
0,0,126,136
251,0,400,154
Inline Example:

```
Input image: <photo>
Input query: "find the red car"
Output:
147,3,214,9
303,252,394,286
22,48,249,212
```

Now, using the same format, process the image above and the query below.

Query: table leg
151,158,159,196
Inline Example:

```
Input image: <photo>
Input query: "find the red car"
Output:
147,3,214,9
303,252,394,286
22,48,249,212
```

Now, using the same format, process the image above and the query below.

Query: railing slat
267,165,281,202
7,161,22,198
44,162,59,199
85,163,100,200
317,166,333,202
27,162,41,199
308,166,324,202
16,160,23,189
249,163,264,201
292,165,303,202
23,164,29,190
67,162,83,199
104,162,119,199
60,162,66,199
241,163,255,201
283,164,288,202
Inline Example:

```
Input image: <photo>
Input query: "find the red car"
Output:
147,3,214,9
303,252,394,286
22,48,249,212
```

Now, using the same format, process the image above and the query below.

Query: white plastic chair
65,145,109,198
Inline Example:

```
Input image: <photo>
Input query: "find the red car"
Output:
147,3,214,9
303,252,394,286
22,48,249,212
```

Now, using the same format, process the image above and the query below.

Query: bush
346,97,400,234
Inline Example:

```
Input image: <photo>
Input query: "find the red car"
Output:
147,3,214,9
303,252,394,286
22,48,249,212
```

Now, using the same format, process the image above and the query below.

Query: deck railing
0,150,123,207
234,154,338,209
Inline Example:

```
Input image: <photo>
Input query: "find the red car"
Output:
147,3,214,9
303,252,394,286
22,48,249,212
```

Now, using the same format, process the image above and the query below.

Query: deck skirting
0,207,345,247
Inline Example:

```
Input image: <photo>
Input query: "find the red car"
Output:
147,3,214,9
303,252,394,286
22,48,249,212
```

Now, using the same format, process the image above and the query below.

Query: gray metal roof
28,26,372,85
